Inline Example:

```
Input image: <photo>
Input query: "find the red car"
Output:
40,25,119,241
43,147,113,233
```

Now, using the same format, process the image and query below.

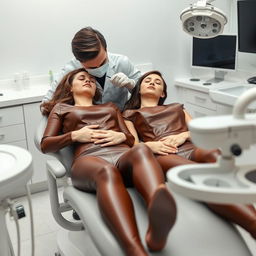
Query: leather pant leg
71,155,148,256
190,147,221,163
156,149,256,239
207,203,256,239
117,144,177,251
156,154,195,175
117,144,166,203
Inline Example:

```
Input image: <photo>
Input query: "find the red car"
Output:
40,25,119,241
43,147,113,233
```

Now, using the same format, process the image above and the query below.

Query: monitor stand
206,70,227,83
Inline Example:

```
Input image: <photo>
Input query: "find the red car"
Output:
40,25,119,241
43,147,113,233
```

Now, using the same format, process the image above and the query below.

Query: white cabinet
175,79,255,165
23,102,51,184
176,86,220,118
0,106,27,148
0,102,50,192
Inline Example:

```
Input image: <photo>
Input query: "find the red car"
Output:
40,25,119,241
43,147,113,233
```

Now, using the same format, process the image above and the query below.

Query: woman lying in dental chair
40,68,177,256
123,70,256,240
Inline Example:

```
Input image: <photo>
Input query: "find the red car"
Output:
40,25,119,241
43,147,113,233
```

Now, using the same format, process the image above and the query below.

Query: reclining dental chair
35,116,252,256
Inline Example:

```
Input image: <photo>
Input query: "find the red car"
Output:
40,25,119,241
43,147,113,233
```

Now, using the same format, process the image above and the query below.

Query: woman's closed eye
154,79,162,85
144,77,162,85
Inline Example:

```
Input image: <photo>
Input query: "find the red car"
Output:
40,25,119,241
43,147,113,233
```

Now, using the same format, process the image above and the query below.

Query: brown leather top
123,103,194,151
41,102,134,159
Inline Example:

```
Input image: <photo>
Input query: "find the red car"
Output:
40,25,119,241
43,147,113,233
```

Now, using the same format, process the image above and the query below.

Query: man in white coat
43,26,141,110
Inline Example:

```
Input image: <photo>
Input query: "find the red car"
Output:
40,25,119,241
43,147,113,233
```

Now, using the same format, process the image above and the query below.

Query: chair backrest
34,115,74,176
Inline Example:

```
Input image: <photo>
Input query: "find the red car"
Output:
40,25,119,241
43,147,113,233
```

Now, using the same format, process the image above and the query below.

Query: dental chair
34,116,252,256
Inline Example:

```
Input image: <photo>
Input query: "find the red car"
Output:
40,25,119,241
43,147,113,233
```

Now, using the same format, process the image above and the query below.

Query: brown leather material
124,104,256,239
71,144,177,255
157,147,220,174
41,102,134,159
207,204,256,239
123,103,195,152
41,103,177,255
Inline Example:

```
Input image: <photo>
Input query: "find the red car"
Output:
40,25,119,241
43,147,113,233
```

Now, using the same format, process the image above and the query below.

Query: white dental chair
34,116,252,256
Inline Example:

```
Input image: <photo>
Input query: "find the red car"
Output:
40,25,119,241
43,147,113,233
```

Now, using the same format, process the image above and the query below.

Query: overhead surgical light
180,0,227,38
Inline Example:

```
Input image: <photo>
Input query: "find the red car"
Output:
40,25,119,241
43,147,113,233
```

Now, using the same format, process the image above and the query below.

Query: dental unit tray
167,87,256,204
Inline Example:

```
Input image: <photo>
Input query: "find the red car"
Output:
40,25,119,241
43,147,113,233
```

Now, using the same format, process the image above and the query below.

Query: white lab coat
43,53,141,110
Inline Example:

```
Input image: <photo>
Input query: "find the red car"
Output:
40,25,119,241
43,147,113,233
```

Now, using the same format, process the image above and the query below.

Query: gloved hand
110,72,135,90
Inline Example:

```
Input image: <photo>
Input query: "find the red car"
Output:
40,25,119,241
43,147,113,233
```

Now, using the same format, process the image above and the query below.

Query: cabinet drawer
0,106,24,127
0,124,26,143
184,89,217,110
185,103,217,118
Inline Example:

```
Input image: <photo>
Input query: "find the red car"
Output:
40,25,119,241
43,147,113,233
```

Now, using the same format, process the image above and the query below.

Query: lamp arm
233,88,256,119
197,0,215,7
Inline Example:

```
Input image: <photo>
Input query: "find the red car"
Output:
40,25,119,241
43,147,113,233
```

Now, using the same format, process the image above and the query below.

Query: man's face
81,46,108,69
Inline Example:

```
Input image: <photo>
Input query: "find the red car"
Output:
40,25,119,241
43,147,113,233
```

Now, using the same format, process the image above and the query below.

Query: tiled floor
5,189,256,256
6,189,66,256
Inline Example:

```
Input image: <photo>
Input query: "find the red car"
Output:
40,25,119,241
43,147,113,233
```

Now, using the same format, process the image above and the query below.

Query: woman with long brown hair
40,68,177,256
123,70,256,240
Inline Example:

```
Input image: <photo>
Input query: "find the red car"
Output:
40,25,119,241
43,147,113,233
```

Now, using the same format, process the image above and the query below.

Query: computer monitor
237,0,256,54
192,35,237,83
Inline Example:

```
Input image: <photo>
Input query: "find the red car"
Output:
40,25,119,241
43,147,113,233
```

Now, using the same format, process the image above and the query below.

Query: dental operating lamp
180,0,227,38
167,88,256,204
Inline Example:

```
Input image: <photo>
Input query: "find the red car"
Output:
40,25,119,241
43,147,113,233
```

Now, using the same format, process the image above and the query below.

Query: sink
209,83,256,109
217,85,255,96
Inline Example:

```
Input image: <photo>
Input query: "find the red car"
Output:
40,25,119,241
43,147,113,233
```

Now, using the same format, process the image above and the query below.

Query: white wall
1,0,252,103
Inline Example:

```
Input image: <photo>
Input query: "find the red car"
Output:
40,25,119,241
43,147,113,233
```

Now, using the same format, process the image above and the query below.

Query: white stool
0,145,32,256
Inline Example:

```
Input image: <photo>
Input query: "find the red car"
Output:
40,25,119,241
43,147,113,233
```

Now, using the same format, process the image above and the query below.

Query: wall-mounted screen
192,35,237,70
237,0,256,53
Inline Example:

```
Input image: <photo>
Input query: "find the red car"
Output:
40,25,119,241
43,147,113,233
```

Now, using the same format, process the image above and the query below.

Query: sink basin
218,85,255,96
209,84,256,109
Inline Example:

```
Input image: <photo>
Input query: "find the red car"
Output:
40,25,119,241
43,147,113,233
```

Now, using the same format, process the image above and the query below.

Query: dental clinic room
2,0,256,255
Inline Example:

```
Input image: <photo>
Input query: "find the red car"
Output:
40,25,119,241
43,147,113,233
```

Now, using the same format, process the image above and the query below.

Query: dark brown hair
72,27,107,62
41,68,101,115
124,70,168,110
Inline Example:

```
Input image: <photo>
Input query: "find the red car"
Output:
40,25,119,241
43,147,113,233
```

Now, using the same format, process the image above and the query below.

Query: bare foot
146,184,177,251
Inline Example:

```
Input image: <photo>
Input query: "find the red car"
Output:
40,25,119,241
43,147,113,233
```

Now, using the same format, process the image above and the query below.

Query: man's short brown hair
71,27,107,62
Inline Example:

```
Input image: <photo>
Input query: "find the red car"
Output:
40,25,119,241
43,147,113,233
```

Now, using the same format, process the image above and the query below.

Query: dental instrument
0,145,34,256
168,87,256,204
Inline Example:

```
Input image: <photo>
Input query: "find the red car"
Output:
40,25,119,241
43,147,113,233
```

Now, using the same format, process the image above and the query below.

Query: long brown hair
41,68,101,115
124,70,167,110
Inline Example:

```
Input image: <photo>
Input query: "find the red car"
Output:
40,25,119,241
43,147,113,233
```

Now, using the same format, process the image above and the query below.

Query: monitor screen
192,35,237,70
237,1,256,53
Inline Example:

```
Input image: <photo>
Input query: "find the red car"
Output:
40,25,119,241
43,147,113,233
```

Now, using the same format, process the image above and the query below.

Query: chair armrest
46,159,84,231
46,159,66,178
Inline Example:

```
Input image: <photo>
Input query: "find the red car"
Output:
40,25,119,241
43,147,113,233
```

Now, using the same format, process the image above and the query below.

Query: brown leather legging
71,144,176,256
157,147,256,239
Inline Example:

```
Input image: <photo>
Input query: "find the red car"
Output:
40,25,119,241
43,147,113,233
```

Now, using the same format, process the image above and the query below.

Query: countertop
0,76,50,108
175,78,256,108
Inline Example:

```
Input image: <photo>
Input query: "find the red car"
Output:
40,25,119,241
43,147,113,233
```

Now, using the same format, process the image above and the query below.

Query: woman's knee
97,164,122,184
130,143,153,160
192,148,220,163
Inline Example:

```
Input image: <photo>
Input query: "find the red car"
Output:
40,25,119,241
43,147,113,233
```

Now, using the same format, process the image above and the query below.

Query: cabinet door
0,124,26,144
23,102,52,183
0,106,24,127
185,103,217,118
184,89,217,111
